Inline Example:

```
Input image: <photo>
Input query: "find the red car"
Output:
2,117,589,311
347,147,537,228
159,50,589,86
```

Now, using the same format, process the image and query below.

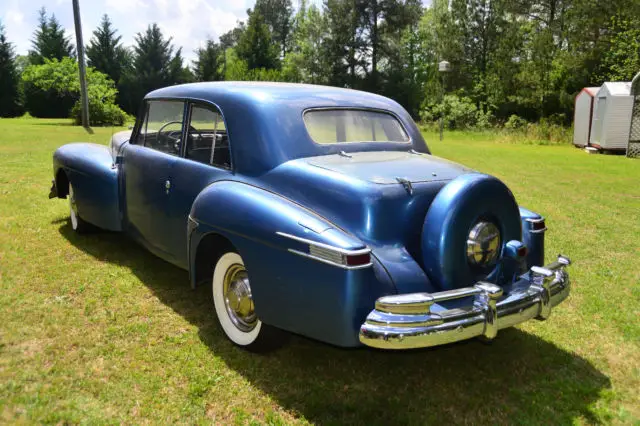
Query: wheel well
193,233,236,288
55,169,69,198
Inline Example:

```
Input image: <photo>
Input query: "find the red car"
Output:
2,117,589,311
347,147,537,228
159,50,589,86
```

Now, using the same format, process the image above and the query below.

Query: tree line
0,0,639,127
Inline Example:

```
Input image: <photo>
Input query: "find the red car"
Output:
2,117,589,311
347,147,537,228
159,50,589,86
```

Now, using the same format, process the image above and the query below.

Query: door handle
165,180,171,194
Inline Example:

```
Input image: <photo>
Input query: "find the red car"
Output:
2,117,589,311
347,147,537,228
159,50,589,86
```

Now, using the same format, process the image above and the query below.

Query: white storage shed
573,87,600,147
589,82,634,150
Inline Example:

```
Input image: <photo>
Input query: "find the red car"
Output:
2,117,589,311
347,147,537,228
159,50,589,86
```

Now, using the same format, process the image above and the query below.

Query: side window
185,105,231,169
137,101,185,156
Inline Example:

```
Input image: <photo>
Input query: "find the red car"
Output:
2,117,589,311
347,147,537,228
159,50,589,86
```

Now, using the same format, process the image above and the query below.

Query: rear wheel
68,184,91,233
212,252,285,352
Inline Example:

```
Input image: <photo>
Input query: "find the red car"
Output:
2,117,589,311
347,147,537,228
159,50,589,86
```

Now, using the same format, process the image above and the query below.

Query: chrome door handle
165,180,171,194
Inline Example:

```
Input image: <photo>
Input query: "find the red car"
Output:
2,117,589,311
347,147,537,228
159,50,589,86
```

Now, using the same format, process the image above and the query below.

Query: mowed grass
0,116,638,424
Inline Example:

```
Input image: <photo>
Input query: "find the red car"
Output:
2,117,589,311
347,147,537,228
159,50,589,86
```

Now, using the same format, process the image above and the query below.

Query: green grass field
1,116,638,424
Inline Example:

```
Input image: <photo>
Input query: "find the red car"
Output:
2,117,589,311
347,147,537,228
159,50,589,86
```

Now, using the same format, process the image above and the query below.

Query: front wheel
212,252,285,352
68,184,91,233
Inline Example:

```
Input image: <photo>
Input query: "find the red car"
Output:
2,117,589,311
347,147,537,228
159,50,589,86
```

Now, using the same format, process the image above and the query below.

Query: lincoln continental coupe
49,82,571,351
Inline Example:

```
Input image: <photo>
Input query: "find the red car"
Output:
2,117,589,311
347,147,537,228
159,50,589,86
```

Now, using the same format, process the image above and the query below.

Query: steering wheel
157,121,202,153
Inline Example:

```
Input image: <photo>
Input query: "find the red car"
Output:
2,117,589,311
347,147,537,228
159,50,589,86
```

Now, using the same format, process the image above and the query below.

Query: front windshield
303,109,410,144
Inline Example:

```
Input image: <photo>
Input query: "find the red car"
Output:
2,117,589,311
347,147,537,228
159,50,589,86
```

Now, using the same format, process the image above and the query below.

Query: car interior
186,130,231,169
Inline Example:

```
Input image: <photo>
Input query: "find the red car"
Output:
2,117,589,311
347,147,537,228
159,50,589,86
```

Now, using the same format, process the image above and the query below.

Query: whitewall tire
68,184,90,233
212,251,285,352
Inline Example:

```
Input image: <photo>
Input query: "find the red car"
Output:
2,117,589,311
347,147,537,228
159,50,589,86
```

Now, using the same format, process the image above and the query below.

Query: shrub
21,57,126,126
71,98,126,126
421,95,482,130
475,109,494,130
504,114,528,131
21,58,77,117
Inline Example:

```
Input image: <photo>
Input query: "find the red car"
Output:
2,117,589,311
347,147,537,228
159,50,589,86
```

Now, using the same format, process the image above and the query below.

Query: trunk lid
305,151,471,184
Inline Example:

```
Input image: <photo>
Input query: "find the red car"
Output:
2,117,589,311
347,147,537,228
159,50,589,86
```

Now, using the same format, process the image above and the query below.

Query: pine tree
236,12,280,70
324,0,366,88
252,0,294,57
86,15,130,84
120,23,184,112
0,22,22,117
28,7,74,65
193,39,223,81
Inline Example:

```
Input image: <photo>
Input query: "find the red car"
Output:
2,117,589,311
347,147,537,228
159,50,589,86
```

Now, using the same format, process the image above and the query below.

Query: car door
165,102,234,267
122,99,186,262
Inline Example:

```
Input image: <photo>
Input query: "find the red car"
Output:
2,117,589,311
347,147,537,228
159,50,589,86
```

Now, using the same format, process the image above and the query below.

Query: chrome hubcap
466,221,501,267
223,264,257,332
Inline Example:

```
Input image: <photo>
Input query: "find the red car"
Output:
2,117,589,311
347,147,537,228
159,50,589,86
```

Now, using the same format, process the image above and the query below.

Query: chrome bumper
359,255,571,350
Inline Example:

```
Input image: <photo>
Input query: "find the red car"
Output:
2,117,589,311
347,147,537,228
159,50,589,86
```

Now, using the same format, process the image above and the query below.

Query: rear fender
519,207,545,268
53,143,121,231
188,181,396,347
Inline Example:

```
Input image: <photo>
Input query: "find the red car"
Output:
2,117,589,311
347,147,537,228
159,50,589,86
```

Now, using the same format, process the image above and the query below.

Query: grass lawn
0,116,638,424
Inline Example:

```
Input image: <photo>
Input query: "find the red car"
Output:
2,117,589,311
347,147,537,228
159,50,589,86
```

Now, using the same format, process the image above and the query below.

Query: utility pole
438,60,451,141
72,0,90,128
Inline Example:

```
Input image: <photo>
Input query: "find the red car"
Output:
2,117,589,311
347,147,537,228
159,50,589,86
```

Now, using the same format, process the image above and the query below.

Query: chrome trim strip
287,248,373,270
276,231,371,256
359,255,571,349
529,228,548,234
525,217,547,233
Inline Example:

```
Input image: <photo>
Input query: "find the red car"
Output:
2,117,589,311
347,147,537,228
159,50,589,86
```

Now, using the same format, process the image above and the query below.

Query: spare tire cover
422,173,521,290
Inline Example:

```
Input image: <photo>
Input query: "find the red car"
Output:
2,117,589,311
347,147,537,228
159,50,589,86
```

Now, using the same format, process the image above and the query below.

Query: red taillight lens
517,246,528,257
345,252,371,267
531,220,546,231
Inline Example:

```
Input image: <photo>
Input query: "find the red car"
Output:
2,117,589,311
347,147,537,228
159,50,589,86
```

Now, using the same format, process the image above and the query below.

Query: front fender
53,143,121,231
188,181,396,347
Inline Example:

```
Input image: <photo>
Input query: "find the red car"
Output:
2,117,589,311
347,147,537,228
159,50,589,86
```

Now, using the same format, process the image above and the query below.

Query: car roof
146,81,395,109
143,82,429,176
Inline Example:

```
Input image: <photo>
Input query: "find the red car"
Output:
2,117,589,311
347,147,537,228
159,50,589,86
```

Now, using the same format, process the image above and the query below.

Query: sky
0,0,429,64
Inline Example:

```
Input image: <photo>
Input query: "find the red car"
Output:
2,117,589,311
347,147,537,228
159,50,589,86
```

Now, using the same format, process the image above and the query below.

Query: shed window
304,109,409,144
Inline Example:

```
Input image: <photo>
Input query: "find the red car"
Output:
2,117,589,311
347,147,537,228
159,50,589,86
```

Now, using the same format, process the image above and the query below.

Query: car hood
304,151,472,184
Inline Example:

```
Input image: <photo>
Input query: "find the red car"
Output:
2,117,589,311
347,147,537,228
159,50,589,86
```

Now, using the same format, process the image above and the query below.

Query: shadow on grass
30,121,75,126
59,224,611,424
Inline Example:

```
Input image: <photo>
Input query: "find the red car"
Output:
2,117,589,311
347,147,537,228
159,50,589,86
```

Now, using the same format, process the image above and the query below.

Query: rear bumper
359,255,571,349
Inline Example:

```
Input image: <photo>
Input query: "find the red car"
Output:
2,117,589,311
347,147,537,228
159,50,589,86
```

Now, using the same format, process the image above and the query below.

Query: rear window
304,109,410,144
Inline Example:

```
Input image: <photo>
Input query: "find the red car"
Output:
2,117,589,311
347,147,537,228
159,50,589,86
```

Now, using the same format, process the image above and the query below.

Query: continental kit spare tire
421,173,522,290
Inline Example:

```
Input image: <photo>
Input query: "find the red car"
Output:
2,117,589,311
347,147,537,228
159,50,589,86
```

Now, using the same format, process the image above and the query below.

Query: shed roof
583,87,600,96
601,82,632,97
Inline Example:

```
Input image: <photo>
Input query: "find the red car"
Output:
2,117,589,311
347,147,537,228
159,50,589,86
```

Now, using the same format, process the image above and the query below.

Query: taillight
517,245,528,257
309,244,372,268
345,252,371,267
532,220,546,231
526,217,547,233
277,232,372,269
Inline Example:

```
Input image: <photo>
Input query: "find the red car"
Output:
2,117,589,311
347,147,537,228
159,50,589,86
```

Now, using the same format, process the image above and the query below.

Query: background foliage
0,0,639,126
21,57,126,125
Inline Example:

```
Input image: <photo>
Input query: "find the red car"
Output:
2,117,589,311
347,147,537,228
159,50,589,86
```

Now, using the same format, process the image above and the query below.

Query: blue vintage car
49,82,571,351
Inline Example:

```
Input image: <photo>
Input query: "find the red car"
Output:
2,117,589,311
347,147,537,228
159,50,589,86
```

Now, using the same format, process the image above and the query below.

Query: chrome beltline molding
359,255,571,349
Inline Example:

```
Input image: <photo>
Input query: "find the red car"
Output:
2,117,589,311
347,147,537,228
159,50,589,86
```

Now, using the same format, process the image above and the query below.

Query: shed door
591,97,606,146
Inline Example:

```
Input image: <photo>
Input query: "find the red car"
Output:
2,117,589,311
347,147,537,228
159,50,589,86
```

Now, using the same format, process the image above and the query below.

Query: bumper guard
359,255,571,349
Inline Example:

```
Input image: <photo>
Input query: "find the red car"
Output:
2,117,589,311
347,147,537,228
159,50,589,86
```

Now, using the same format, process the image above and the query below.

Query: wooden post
72,0,90,128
